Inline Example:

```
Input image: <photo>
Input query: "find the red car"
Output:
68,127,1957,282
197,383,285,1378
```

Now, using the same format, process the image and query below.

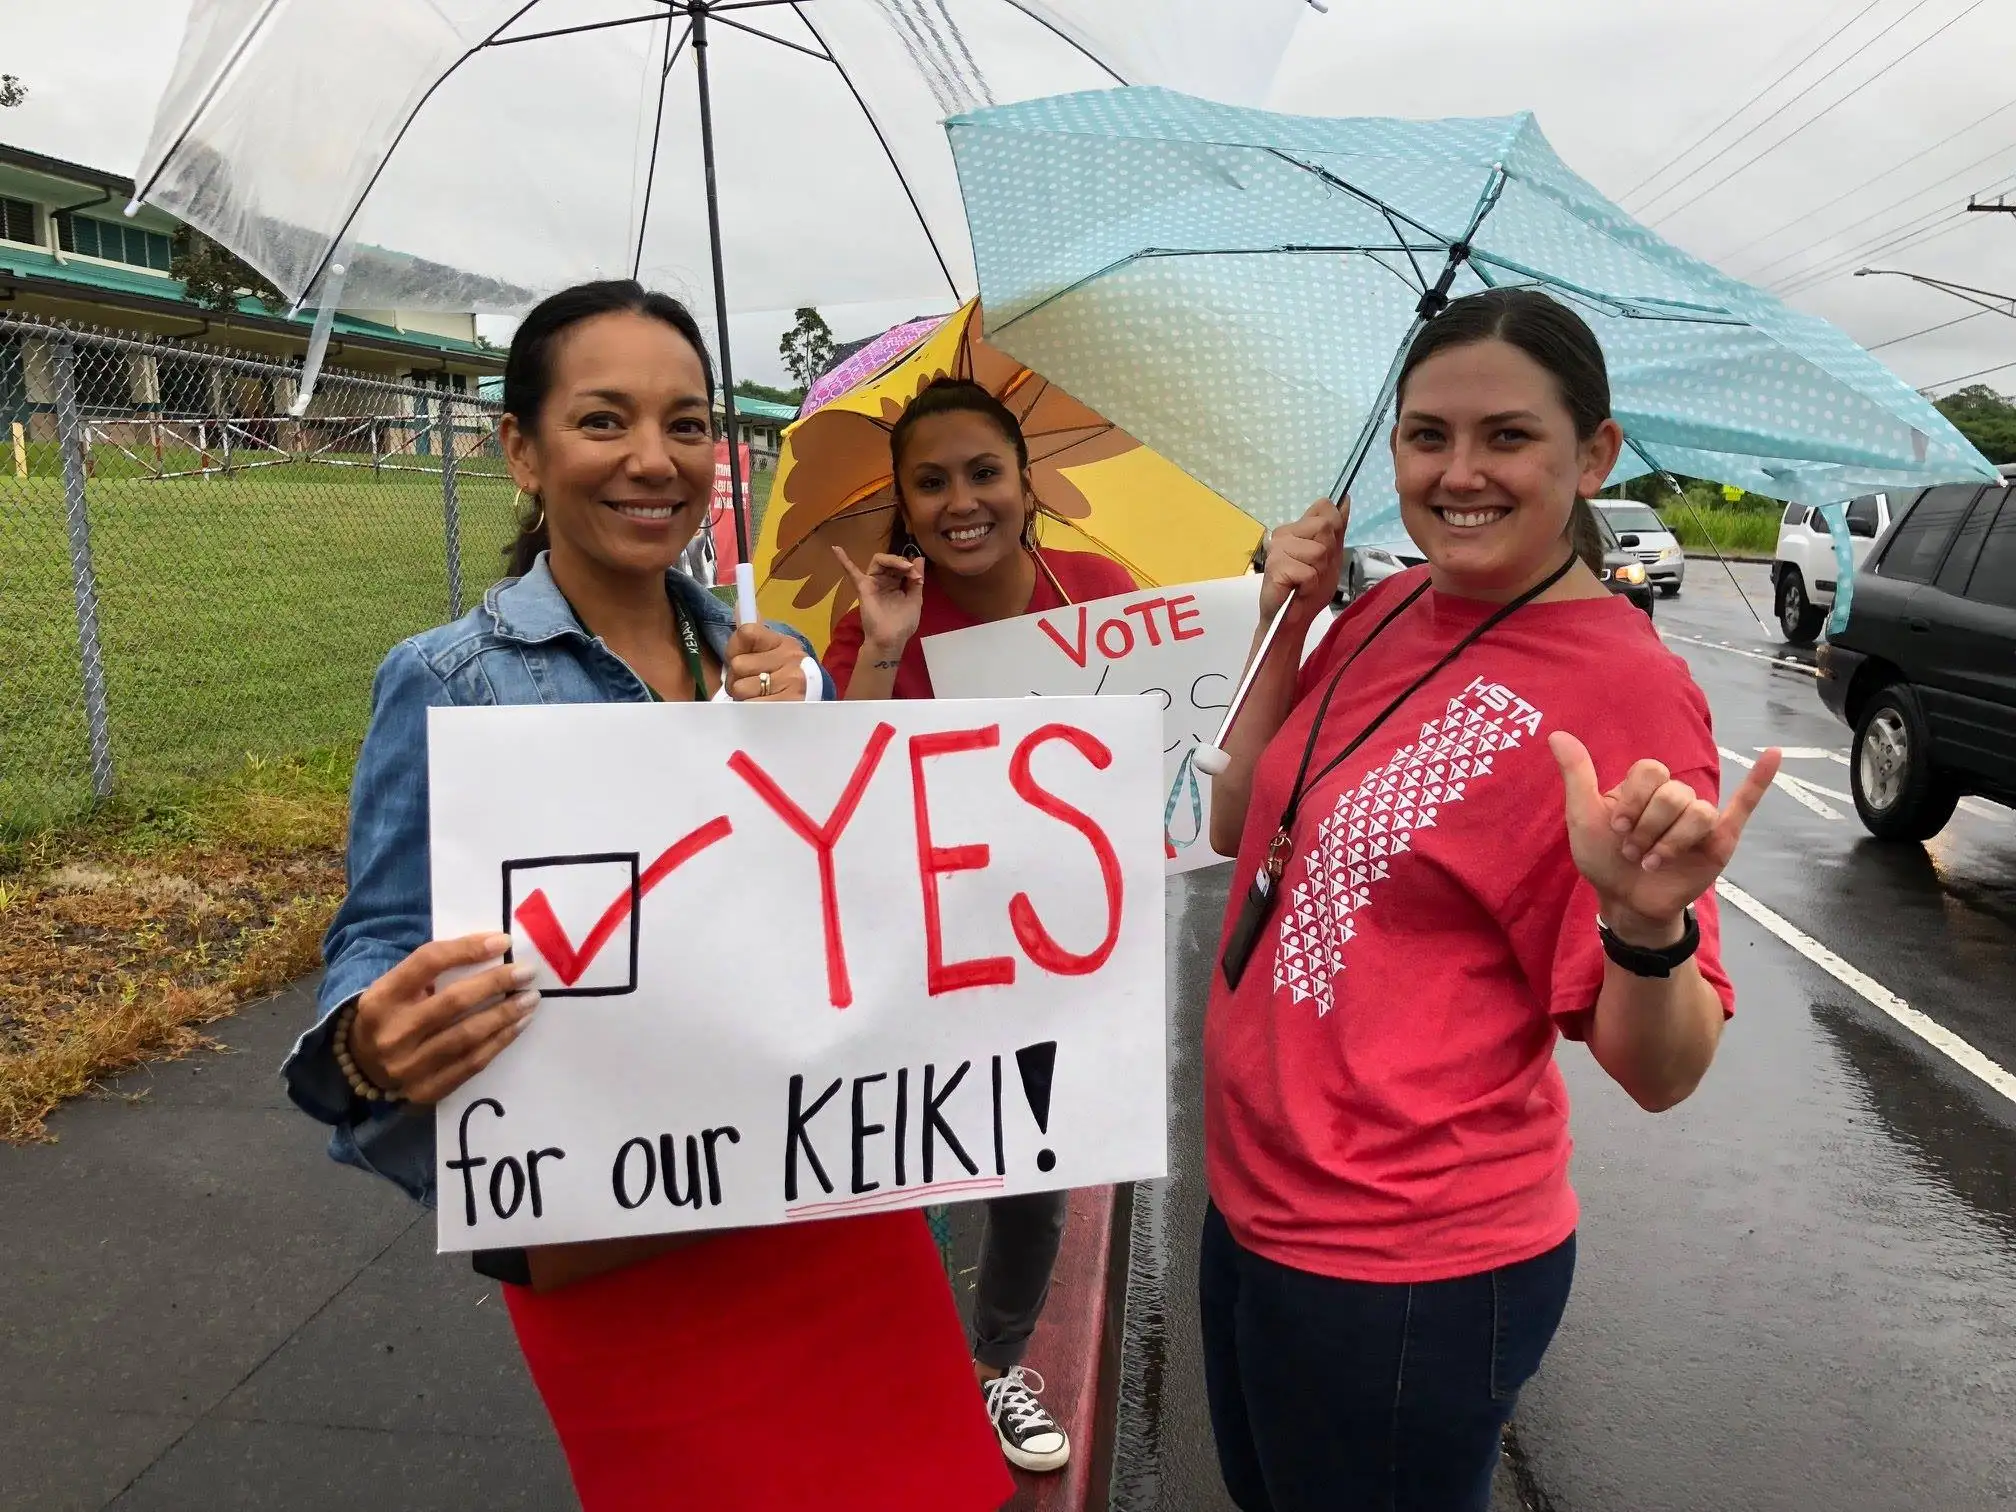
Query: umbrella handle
734,562,758,626
1192,597,1296,778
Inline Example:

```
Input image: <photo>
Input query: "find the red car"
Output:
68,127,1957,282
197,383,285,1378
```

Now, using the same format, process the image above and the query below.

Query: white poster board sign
921,576,1263,875
427,699,1167,1252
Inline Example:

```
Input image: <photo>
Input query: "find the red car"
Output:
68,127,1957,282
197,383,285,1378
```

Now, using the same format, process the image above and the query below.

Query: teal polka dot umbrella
947,87,2000,552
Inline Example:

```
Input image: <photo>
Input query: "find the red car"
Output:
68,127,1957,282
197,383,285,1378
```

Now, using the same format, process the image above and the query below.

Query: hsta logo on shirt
1273,674,1543,1016
1462,675,1543,735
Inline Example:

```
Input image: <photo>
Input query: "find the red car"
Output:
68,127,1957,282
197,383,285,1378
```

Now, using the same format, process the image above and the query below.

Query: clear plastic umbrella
127,0,1313,580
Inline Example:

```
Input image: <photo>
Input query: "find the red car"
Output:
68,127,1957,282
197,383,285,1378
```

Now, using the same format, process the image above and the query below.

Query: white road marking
1716,879,2016,1108
1767,749,2007,820
1719,746,1841,820
1664,631,1822,678
1779,772,1853,804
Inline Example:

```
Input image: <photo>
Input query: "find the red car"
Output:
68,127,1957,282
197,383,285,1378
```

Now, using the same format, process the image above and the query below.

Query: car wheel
1777,571,1824,645
1850,685,1960,841
1658,583,1679,598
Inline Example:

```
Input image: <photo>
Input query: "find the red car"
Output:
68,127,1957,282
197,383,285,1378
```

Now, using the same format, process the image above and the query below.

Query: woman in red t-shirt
1199,289,1780,1512
823,378,1135,1475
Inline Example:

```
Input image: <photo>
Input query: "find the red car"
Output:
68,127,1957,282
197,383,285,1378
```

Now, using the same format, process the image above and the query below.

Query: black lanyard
1220,552,1579,988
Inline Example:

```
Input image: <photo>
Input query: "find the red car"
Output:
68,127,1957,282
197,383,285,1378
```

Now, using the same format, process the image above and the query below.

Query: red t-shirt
1204,567,1734,1284
824,547,1138,699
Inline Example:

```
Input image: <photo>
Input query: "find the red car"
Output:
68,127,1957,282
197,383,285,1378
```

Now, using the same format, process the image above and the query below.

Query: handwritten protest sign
921,576,1263,874
427,698,1167,1252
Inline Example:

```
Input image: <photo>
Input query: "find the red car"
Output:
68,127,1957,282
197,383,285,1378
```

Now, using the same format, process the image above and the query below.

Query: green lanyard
669,600,710,702
563,588,711,703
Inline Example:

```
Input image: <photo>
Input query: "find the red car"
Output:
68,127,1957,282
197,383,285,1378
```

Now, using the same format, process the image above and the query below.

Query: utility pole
1969,194,2016,217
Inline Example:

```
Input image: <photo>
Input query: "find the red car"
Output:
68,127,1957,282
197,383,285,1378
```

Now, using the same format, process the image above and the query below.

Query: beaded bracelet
333,1000,404,1104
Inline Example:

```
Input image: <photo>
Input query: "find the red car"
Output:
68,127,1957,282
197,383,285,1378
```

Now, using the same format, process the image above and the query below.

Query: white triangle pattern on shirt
1273,685,1529,1016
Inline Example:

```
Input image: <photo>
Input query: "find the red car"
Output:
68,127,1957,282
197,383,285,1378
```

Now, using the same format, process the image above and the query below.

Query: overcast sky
6,0,2012,394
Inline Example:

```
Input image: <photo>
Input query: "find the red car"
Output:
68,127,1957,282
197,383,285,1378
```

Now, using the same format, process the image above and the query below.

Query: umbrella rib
710,11,830,59
633,17,690,277
129,0,288,210
487,11,668,47
1464,252,1745,325
990,246,1442,335
287,0,549,307
789,2,962,300
986,1,1131,86
1629,441,1771,633
1260,149,1455,248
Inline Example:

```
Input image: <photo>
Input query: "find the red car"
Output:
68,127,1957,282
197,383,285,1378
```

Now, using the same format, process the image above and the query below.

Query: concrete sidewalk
1,977,575,1510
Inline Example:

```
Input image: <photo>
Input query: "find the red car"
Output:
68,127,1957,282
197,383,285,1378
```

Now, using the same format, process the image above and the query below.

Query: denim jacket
281,555,829,1206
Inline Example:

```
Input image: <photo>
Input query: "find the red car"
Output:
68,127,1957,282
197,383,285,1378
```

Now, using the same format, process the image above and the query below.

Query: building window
0,197,35,245
57,212,174,272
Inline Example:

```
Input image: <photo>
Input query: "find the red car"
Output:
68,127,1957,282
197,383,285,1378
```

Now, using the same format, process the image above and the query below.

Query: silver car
1594,502,1685,595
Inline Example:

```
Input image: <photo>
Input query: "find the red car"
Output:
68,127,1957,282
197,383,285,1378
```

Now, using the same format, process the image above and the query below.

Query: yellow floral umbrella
752,301,1263,653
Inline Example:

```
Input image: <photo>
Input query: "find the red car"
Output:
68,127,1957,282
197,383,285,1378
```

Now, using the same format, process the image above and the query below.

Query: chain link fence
0,315,518,831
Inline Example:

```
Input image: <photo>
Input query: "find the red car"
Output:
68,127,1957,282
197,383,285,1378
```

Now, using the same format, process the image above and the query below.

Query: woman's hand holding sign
1548,733,1779,1112
724,622,811,702
348,932,538,1106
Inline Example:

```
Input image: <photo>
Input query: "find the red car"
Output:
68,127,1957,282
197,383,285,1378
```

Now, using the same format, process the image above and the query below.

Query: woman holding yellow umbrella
751,301,1261,654
822,376,1130,1475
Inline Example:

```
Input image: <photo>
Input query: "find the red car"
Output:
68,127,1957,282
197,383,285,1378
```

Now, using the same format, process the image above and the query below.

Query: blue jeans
1200,1204,1575,1512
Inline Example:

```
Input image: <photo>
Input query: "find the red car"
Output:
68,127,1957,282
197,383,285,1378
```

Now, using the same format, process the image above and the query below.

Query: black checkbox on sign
500,851,642,998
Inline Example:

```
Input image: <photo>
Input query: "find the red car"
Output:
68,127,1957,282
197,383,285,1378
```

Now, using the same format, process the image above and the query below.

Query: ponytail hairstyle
1395,287,1614,574
500,279,715,578
885,378,1034,554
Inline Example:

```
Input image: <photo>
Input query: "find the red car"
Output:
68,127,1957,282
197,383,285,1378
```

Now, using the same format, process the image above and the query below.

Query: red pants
505,1210,1012,1512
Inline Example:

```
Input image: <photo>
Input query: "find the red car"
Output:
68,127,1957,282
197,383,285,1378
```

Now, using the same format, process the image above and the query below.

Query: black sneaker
982,1366,1070,1473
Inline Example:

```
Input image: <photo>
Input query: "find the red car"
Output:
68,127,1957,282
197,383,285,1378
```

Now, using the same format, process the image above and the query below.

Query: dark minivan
1817,478,2016,840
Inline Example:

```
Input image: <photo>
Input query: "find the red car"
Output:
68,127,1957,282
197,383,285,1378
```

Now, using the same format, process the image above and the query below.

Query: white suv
1594,502,1685,595
1772,492,1891,645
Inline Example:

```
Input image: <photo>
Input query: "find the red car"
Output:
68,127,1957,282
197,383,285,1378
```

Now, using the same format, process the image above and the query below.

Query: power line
1776,205,1985,297
1649,0,1991,227
1920,357,2016,391
1738,144,2016,282
1777,211,1969,296
1775,166,2016,295
1763,166,2016,294
1867,307,1992,350
1616,0,1884,206
1712,95,2016,267
1632,0,1942,216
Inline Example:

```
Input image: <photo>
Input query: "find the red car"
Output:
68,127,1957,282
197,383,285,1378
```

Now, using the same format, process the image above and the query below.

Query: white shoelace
986,1367,1055,1434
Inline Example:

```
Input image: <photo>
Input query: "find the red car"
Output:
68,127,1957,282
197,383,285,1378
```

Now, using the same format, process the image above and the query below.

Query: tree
0,76,26,109
779,307,836,390
1935,384,2016,465
170,228,289,318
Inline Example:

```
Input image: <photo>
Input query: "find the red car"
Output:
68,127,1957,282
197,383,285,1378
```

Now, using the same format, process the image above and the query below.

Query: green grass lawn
1657,502,1781,555
2,464,518,832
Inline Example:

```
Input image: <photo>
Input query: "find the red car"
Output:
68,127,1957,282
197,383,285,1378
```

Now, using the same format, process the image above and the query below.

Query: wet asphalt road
1112,562,2016,1511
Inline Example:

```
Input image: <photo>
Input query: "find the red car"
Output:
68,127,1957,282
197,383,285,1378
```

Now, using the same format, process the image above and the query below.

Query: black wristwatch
1598,907,1700,978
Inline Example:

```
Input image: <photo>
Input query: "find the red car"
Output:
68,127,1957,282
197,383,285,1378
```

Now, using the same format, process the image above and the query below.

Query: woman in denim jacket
282,280,1012,1512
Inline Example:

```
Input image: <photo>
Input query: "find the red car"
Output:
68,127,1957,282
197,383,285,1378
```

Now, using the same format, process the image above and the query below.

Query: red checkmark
512,816,734,987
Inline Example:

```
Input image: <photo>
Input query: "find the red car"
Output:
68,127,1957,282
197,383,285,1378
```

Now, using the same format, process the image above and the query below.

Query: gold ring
758,671,772,697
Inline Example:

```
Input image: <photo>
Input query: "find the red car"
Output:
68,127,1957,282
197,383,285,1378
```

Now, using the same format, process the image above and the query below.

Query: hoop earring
1022,499,1043,552
513,487,544,534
